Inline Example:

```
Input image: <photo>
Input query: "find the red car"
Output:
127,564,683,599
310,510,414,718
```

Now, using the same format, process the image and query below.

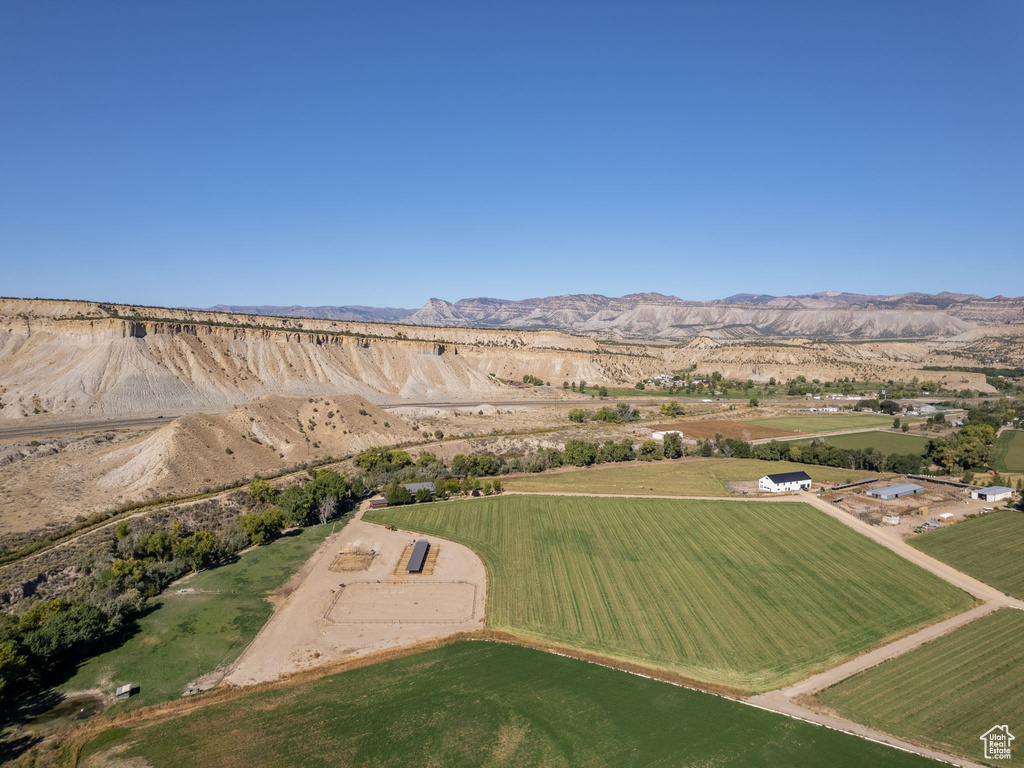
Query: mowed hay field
818,609,1024,762
748,414,898,434
82,642,936,768
991,429,1024,472
368,497,972,692
504,458,876,496
62,524,333,708
911,510,1024,600
793,430,932,455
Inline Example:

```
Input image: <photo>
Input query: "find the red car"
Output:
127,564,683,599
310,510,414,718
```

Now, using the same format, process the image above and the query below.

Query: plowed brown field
651,419,797,440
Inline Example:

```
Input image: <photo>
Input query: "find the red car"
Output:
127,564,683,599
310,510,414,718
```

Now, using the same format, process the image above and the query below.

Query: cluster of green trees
925,425,995,472
0,469,356,713
567,403,641,424
521,374,546,386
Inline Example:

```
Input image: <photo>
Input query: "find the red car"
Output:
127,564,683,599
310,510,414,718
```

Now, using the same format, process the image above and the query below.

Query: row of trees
754,439,927,474
568,403,641,424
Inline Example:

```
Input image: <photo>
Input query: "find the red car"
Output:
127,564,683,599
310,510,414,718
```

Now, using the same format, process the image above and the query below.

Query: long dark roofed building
407,540,430,573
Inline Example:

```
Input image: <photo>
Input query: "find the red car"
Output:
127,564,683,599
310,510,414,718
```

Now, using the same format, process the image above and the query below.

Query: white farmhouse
758,471,812,493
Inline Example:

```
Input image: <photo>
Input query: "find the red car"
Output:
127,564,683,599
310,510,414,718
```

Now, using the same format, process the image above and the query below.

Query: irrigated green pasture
368,496,971,691
748,414,898,433
792,430,931,455
991,429,1024,472
911,510,1024,600
818,609,1024,762
505,458,875,496
83,642,935,768
61,524,332,708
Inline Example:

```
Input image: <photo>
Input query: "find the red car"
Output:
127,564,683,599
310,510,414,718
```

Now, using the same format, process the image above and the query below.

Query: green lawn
82,641,936,768
60,523,333,709
991,429,1024,472
367,496,972,692
792,430,932,455
818,609,1024,763
911,510,1024,600
748,414,898,433
505,458,876,496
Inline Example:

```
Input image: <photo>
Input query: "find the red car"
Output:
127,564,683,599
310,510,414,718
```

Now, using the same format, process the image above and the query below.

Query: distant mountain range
204,291,1024,340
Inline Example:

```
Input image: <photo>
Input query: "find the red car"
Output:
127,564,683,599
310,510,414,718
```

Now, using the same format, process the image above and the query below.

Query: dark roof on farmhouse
407,540,430,573
764,471,812,484
402,482,435,494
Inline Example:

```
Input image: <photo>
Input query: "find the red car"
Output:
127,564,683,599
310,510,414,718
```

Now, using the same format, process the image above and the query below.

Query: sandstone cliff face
0,301,654,420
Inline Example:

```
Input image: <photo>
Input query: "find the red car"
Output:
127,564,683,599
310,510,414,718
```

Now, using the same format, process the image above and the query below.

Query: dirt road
794,490,1024,608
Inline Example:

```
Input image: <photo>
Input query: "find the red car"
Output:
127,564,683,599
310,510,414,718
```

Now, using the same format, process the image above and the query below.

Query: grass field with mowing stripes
368,496,971,692
82,641,936,768
747,414,899,433
991,429,1024,472
818,609,1024,763
911,510,1024,600
504,458,875,496
791,430,932,455
61,523,333,709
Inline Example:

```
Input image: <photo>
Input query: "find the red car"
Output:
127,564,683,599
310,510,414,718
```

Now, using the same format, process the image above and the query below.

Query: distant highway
0,398,700,442
0,416,171,441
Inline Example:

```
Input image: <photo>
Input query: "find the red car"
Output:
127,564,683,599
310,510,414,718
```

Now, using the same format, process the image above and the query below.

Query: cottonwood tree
317,494,338,525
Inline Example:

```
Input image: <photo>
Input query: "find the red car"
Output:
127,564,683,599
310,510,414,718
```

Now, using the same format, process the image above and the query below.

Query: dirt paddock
326,581,478,624
223,503,486,687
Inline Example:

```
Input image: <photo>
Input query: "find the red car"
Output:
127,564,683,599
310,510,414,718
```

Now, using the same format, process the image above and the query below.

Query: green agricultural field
818,609,1024,763
748,414,899,433
505,458,875,496
991,429,1024,472
911,510,1024,600
368,496,971,692
61,523,333,709
792,430,932,455
82,641,935,768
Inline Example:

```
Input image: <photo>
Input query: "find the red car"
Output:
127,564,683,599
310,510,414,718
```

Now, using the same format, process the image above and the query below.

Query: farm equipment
386,524,398,532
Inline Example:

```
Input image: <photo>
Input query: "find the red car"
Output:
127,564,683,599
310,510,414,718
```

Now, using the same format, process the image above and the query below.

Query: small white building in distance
971,486,1014,502
651,430,682,441
882,513,901,525
759,471,812,493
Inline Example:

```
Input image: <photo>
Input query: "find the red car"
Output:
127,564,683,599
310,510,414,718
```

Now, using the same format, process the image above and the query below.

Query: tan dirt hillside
2,298,1017,422
0,394,414,536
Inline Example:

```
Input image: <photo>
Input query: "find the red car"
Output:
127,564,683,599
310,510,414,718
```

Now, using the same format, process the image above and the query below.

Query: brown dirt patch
329,547,375,572
651,418,798,440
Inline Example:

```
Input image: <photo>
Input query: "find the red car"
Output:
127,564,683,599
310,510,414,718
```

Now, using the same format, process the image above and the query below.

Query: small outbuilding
758,471,812,493
882,513,901,526
971,486,1013,502
368,498,389,510
866,483,925,500
115,684,136,700
406,540,430,573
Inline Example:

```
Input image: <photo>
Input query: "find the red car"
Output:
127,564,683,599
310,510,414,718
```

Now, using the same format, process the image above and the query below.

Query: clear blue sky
2,1,1021,308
